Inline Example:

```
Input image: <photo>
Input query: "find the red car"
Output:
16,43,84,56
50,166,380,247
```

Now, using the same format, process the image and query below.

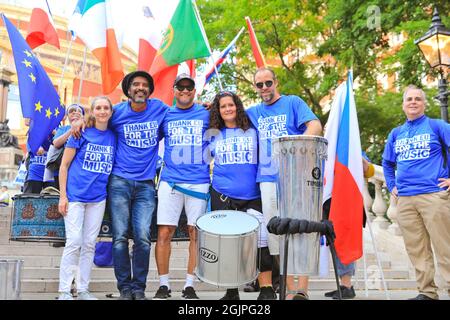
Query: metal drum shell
195,210,259,288
272,135,328,276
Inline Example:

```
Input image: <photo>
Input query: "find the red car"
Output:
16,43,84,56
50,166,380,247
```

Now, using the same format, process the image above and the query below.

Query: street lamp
414,7,450,123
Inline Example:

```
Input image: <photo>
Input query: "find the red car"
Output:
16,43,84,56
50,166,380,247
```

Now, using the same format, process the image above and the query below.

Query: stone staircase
0,206,417,294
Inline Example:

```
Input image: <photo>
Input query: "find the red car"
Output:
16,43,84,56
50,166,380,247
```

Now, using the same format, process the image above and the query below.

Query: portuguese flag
150,0,210,76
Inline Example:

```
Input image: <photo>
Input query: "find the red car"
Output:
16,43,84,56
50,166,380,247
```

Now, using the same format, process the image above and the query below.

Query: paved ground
20,289,450,300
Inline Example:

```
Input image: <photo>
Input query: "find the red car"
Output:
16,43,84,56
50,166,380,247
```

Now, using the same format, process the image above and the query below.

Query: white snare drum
195,210,259,288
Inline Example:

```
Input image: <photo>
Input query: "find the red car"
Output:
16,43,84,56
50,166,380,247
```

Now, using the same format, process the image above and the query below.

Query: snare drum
10,194,65,242
195,210,259,288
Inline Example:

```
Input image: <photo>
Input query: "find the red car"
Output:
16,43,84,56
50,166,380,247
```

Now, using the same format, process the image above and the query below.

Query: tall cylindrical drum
272,135,328,275
0,259,23,300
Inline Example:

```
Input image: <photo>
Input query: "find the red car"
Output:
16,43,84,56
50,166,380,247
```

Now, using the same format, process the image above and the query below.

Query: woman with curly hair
209,91,276,301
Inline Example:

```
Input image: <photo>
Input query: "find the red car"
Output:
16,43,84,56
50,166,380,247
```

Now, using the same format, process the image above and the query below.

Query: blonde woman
58,96,116,300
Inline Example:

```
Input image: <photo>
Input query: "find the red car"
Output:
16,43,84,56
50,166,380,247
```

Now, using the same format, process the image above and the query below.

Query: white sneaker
58,292,74,300
77,291,98,300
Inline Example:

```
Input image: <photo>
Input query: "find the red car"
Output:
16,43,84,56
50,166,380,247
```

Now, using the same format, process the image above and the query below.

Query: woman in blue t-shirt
209,91,276,301
57,96,116,300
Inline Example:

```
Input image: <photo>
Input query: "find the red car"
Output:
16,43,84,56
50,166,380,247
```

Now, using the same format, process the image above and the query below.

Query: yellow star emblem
54,107,60,117
35,101,43,112
45,108,52,119
22,59,32,68
29,73,36,83
23,50,32,57
59,97,64,107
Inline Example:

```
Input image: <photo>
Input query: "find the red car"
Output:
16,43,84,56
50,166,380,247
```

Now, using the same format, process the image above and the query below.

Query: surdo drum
195,210,259,287
272,135,328,275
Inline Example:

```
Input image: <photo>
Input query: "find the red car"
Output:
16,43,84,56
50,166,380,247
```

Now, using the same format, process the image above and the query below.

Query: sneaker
133,291,147,300
332,286,356,300
325,285,346,297
257,286,277,300
292,290,309,300
182,286,199,299
118,290,133,300
58,292,74,300
153,285,171,300
243,281,260,293
408,294,438,300
220,288,240,300
77,291,98,300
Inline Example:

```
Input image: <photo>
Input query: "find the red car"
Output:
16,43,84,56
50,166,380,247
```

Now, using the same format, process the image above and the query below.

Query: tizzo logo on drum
211,214,226,219
307,167,323,188
200,247,218,263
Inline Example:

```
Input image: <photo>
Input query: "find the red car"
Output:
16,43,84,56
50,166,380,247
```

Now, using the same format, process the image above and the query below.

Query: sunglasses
255,80,274,89
175,84,195,92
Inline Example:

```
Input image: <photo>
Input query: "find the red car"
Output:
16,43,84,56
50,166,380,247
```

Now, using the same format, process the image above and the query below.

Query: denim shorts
335,255,356,277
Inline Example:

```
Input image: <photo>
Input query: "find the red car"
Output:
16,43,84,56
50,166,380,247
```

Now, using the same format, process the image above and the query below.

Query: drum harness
267,217,343,300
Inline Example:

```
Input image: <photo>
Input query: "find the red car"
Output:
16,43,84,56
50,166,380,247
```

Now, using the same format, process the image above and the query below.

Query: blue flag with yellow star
2,14,65,154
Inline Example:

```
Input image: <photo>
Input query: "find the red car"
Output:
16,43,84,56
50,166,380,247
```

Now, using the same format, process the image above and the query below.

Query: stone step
20,278,418,293
20,266,410,280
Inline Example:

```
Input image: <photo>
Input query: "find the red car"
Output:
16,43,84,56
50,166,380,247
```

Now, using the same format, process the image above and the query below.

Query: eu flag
2,14,65,154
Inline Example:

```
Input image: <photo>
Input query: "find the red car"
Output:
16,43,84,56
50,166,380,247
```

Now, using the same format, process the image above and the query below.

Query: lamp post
414,7,450,123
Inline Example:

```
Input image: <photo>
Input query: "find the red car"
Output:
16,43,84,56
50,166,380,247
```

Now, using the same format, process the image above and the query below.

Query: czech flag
323,71,364,264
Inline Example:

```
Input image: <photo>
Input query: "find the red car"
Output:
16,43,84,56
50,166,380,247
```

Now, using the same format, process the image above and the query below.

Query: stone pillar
371,180,390,229
0,67,14,123
0,67,23,188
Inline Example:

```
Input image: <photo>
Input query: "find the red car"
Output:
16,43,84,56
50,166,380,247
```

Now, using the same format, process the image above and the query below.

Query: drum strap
167,182,210,201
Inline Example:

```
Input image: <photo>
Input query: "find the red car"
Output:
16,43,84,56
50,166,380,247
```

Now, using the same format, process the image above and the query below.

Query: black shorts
210,187,262,213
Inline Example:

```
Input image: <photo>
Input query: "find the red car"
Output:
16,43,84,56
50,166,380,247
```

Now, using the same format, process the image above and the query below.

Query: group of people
27,64,448,301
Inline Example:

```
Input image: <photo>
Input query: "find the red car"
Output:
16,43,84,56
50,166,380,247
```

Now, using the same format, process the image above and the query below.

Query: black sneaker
133,291,147,300
118,290,133,300
332,286,356,299
153,285,171,300
182,286,199,299
292,290,309,300
243,281,259,293
325,285,346,297
220,288,240,300
257,286,277,300
408,294,438,300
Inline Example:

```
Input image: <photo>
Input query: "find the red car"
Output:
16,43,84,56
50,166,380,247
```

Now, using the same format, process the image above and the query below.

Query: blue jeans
108,174,155,293
335,255,355,277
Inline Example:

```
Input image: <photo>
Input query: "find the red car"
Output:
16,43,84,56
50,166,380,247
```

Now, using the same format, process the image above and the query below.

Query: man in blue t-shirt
382,85,450,300
246,67,322,300
154,74,210,300
107,71,169,301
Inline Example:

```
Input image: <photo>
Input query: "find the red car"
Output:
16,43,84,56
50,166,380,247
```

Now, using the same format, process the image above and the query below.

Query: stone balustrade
366,164,402,236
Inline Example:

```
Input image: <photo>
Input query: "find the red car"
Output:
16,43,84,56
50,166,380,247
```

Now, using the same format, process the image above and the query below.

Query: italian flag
149,0,210,76
26,0,60,49
69,0,124,94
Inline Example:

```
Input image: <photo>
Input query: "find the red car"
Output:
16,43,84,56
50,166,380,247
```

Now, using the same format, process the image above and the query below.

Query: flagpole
77,46,87,104
191,0,224,91
58,36,73,100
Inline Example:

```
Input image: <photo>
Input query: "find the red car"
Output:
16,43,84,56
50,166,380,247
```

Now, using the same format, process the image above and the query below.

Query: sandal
286,290,309,300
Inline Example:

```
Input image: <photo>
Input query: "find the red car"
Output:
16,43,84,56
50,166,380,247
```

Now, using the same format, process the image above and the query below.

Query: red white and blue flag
323,71,364,264
195,28,243,95
204,28,243,84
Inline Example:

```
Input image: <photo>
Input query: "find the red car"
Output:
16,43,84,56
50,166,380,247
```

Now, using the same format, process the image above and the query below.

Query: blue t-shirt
27,152,47,181
382,115,450,196
160,104,210,184
246,95,318,182
211,127,260,200
109,99,169,181
66,127,116,202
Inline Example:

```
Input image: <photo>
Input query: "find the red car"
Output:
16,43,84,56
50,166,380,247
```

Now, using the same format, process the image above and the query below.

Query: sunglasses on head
255,80,274,89
175,84,195,92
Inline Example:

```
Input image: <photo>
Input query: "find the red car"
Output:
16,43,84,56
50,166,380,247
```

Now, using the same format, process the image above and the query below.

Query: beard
260,91,274,103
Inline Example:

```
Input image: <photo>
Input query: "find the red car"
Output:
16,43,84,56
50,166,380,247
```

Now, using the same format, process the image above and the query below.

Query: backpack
391,118,449,175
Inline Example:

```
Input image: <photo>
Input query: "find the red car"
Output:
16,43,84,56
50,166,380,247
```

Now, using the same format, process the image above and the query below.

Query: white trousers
58,200,105,293
260,182,280,255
